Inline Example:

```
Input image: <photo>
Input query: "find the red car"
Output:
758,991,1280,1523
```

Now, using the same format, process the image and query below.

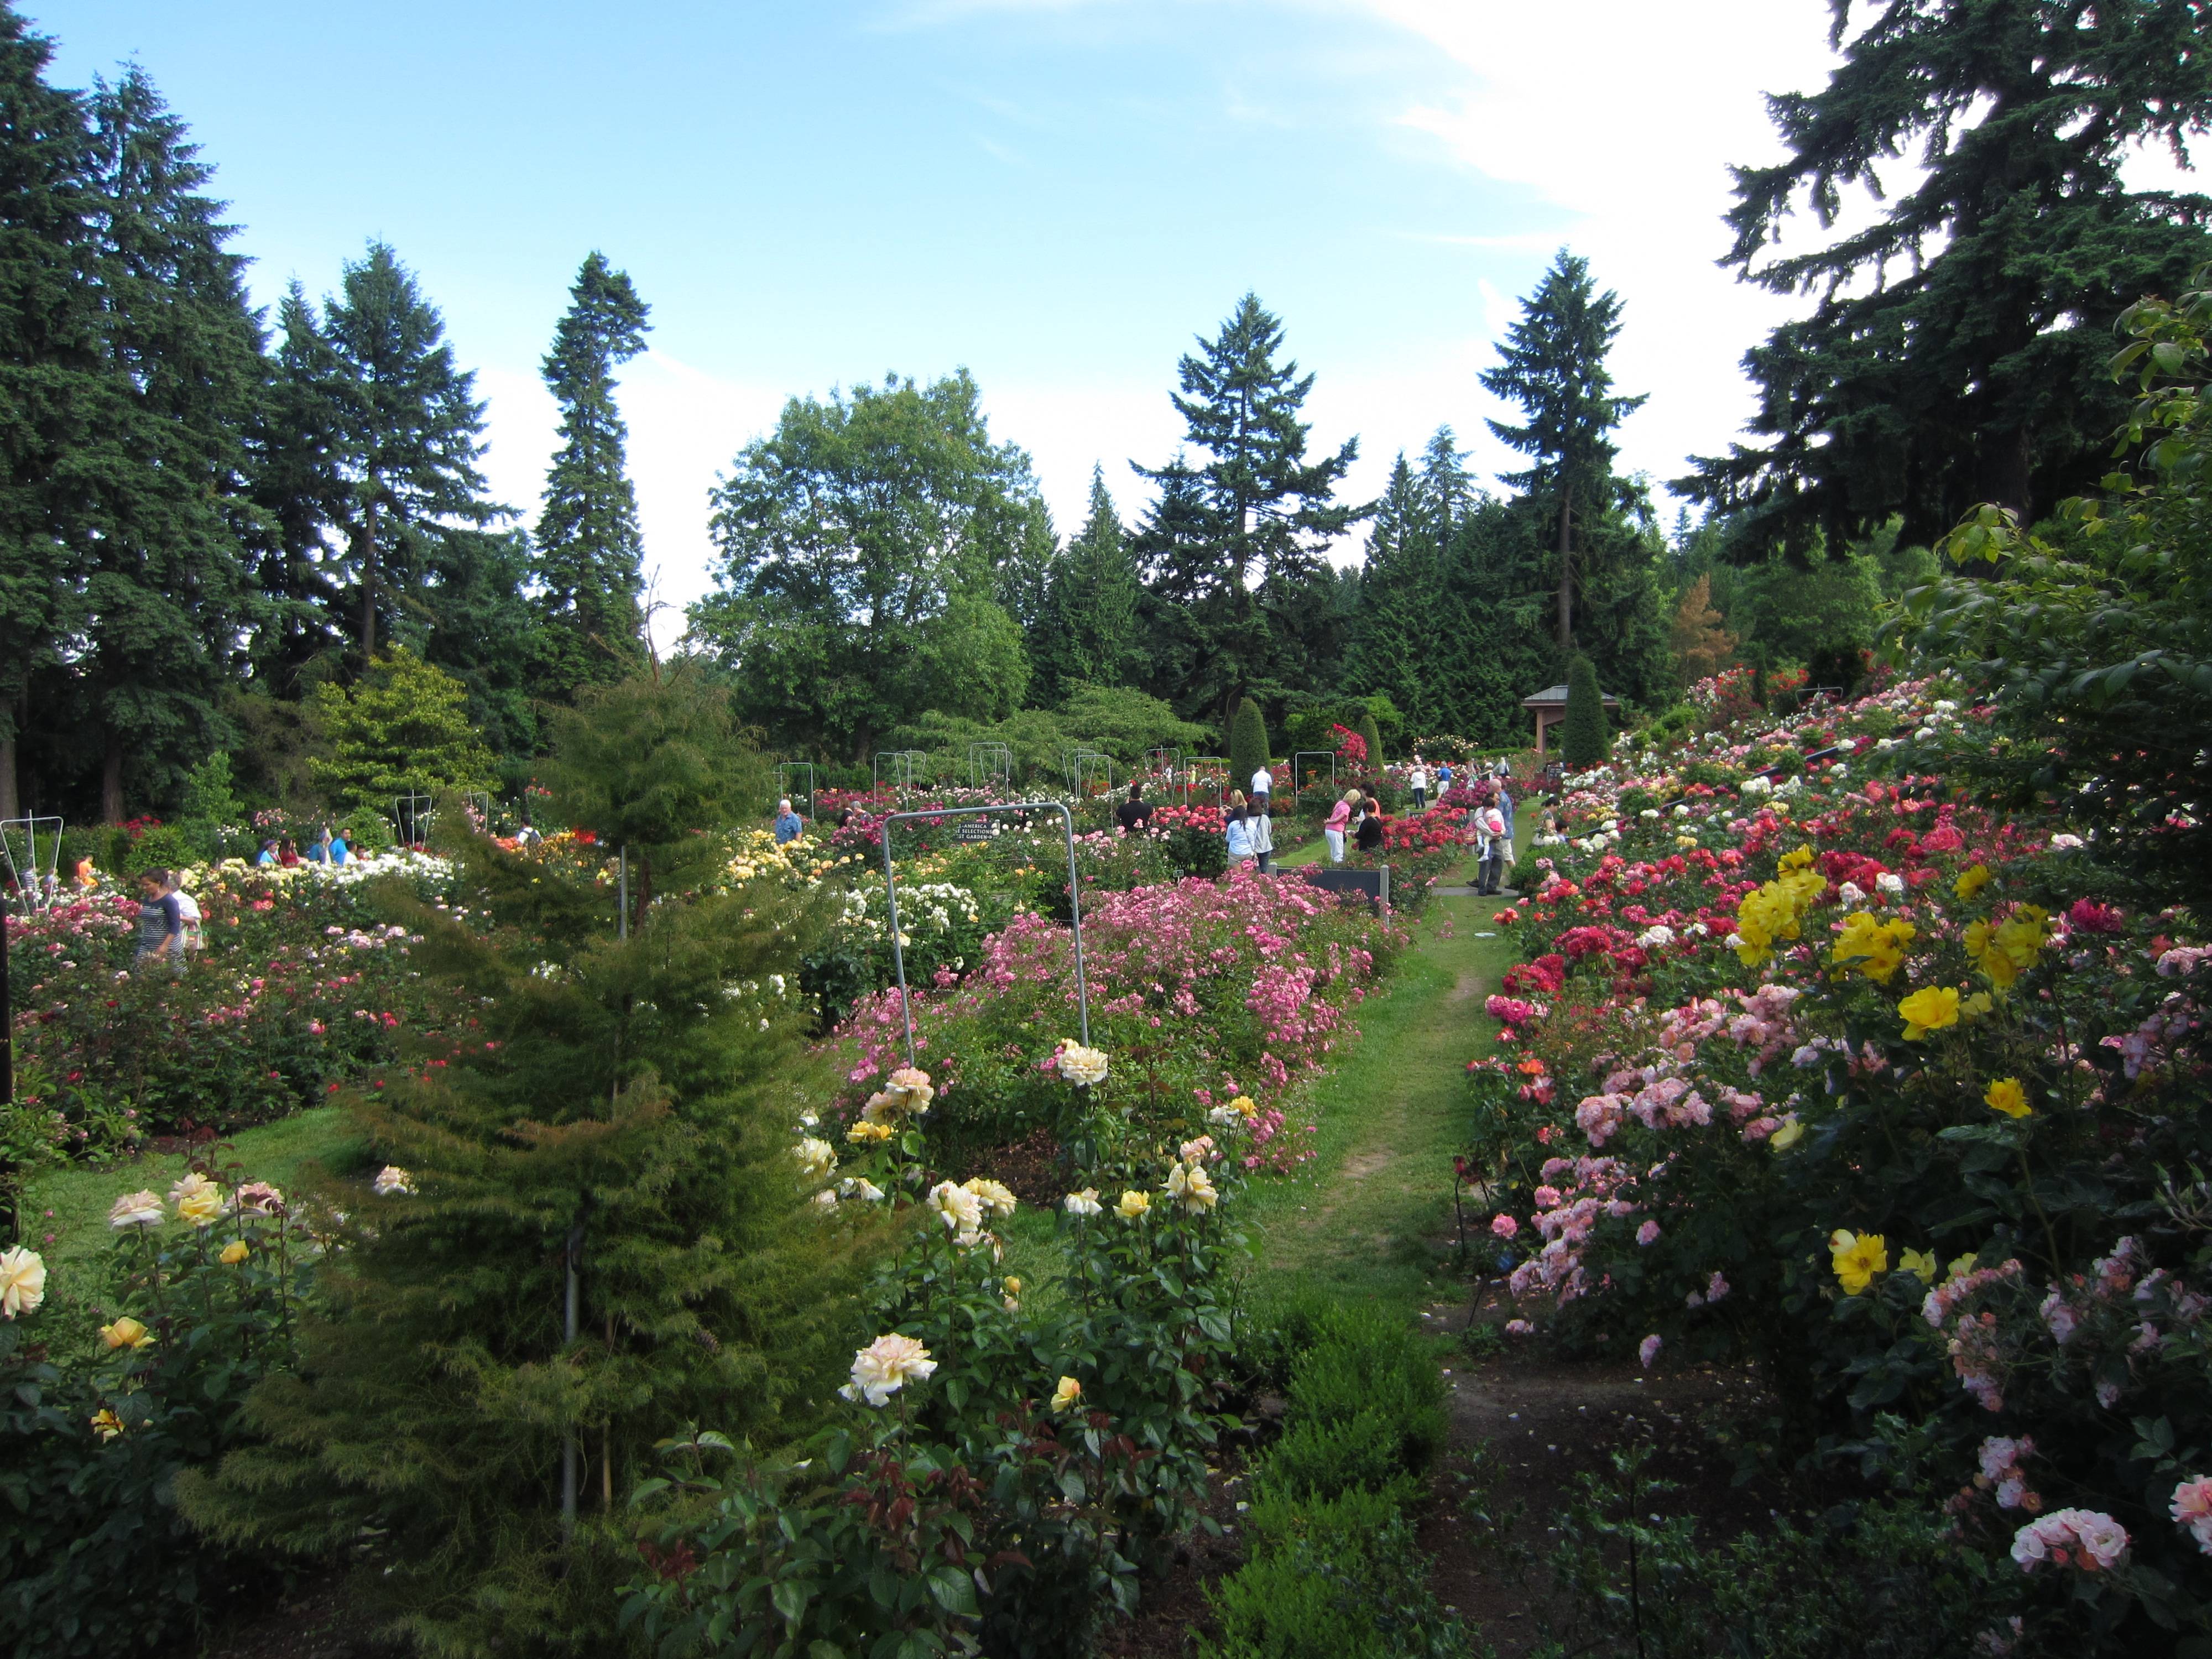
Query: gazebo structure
1521,682,1621,757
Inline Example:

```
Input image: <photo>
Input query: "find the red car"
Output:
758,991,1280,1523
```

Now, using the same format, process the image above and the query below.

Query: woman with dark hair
1224,792,1256,868
1353,796,1385,855
133,869,185,977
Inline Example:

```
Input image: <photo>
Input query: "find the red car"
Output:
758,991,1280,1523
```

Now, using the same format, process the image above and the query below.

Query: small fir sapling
178,671,875,1658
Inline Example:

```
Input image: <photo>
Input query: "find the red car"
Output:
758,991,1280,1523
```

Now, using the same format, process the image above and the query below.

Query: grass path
1236,877,1516,1318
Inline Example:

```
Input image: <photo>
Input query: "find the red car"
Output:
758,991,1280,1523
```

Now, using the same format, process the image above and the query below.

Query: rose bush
1468,679,2212,1648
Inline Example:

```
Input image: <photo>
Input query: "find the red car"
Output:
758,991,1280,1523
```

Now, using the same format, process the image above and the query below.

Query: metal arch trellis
881,800,1088,1068
872,751,916,797
1145,747,1181,792
967,742,1011,791
1183,755,1228,810
777,761,817,820
1068,749,1112,799
1292,751,1338,800
0,816,63,911
392,792,434,848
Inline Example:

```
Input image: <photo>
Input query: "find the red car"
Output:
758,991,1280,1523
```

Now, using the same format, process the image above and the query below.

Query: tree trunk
101,732,124,825
0,713,17,825
357,495,381,659
1556,491,1574,663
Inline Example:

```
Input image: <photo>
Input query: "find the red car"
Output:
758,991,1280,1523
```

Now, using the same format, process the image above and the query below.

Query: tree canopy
1685,0,2212,554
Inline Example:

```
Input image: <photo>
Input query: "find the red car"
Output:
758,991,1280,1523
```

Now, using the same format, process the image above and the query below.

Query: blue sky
39,0,1854,634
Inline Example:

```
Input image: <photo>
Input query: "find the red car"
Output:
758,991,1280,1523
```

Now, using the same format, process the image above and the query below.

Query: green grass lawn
22,1107,371,1279
1235,884,1514,1321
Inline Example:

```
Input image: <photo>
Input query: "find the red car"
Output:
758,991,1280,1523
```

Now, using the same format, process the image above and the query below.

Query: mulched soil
199,1573,402,1659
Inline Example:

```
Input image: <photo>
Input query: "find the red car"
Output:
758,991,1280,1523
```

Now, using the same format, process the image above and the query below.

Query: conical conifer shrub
180,674,874,1657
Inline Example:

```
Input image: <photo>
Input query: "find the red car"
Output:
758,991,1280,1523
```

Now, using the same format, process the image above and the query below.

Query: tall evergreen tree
74,67,263,820
1343,455,1434,728
246,281,353,696
1133,294,1363,722
0,3,95,820
1032,465,1140,701
533,252,650,696
1480,251,1646,665
314,241,509,664
1684,0,2212,553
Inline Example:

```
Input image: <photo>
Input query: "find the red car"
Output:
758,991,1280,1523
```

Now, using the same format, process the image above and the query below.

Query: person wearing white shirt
1250,765,1272,809
1408,757,1431,811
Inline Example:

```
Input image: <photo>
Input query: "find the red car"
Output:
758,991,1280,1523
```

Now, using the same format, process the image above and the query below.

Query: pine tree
1562,655,1608,768
74,67,263,821
533,252,651,697
1668,572,1737,688
1343,456,1432,726
1685,0,2212,552
246,281,353,695
1032,465,1139,701
312,242,510,664
1134,295,1363,722
1480,251,1646,665
0,3,95,821
181,679,866,1657
307,645,496,810
1227,695,1270,791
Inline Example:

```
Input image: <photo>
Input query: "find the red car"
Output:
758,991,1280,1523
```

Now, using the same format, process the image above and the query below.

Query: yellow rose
1003,1276,1022,1298
1051,1375,1083,1414
1900,1248,1937,1285
1769,1117,1806,1151
1944,1253,1980,1283
220,1240,250,1265
1984,1077,2032,1118
1829,1230,1889,1295
1897,985,1961,1040
100,1316,154,1351
1954,864,1993,900
846,1120,895,1144
90,1408,125,1442
1964,921,2020,988
1117,1190,1151,1219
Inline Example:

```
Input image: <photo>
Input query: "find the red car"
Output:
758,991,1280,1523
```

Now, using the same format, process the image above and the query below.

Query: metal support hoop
1182,757,1228,810
881,800,1089,1069
1067,749,1112,798
967,742,1012,790
777,761,817,820
0,816,63,911
392,792,434,847
872,751,915,797
1292,751,1339,800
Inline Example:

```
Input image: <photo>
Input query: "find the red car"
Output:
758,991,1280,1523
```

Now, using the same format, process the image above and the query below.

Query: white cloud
1354,0,1847,510
474,351,787,655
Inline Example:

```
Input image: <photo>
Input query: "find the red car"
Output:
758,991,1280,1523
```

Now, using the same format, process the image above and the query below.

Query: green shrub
1676,758,1744,790
1229,696,1270,791
2,1160,320,1658
1203,1506,1469,1659
335,804,393,852
1357,711,1385,772
1561,655,1607,768
117,822,197,876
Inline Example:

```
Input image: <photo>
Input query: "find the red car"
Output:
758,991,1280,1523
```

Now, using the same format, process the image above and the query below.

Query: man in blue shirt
329,831,350,865
772,799,803,844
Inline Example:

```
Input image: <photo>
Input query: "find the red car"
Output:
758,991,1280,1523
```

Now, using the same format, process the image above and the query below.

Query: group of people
132,867,203,975
253,825,352,867
1319,789,1387,863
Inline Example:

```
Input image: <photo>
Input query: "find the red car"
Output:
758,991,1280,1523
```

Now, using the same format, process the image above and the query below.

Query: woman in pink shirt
1323,789,1357,863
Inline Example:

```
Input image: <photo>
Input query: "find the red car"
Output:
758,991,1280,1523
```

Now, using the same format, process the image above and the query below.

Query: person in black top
1354,796,1386,854
1115,782,1153,833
